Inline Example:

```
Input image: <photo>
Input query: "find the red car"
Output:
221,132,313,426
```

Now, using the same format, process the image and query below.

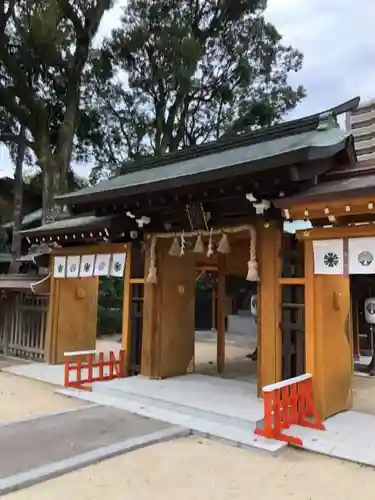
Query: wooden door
52,278,98,363
314,275,353,418
157,252,196,378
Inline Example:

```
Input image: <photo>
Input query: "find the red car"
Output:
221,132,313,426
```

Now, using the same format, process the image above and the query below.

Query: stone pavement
0,356,27,370
0,405,188,496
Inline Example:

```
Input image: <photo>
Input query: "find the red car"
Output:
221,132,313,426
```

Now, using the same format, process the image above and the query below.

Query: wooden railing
0,292,48,361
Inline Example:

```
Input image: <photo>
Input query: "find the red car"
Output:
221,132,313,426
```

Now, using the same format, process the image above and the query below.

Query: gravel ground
7,436,375,500
0,372,84,421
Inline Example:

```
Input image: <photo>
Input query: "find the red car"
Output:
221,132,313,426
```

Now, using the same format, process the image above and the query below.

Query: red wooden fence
64,349,125,391
254,373,325,446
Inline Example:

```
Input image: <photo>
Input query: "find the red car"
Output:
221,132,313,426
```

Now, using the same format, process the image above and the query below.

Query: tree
25,167,89,191
83,0,305,182
0,0,113,222
9,125,26,271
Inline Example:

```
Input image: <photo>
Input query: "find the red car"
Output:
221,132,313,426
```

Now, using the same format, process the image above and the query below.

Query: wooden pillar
211,286,217,330
141,239,159,377
45,265,58,363
258,222,282,393
217,256,226,373
304,240,315,377
121,243,132,375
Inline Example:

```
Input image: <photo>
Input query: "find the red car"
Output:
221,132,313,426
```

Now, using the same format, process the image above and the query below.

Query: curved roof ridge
113,97,360,175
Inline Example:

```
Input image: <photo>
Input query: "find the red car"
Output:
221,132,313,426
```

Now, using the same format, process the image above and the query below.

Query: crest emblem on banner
313,239,344,275
54,256,66,278
358,250,374,267
323,252,339,268
348,238,375,274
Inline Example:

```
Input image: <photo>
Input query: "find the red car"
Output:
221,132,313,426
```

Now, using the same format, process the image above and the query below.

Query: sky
0,0,374,178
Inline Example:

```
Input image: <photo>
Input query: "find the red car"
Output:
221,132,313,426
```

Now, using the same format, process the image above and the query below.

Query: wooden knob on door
333,291,342,310
76,287,85,299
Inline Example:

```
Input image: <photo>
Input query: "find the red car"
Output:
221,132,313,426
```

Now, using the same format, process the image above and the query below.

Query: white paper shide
53,256,67,278
313,239,344,275
110,252,126,277
79,254,95,277
93,253,111,276
66,255,80,278
348,237,375,274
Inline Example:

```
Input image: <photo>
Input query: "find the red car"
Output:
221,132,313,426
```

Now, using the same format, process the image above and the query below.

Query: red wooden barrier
254,373,325,446
64,349,125,391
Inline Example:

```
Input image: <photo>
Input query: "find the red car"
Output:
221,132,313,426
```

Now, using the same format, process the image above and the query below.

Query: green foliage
81,0,305,182
0,0,113,214
97,276,123,336
25,167,89,190
0,229,10,252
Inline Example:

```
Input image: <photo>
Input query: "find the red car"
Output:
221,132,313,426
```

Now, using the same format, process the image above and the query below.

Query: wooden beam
282,194,375,221
129,278,145,284
52,242,129,256
279,277,306,285
296,223,375,240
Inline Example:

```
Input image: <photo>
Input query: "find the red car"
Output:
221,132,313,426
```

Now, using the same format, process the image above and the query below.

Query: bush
97,277,123,337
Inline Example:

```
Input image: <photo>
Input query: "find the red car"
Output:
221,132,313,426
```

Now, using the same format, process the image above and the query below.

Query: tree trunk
41,156,67,225
9,126,26,273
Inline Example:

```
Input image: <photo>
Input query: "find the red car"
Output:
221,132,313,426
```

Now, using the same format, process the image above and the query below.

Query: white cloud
266,0,375,116
0,0,373,177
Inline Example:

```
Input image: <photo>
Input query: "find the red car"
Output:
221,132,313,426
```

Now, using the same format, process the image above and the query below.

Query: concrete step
93,383,257,431
56,387,286,456
92,375,263,421
227,314,256,336
236,310,252,316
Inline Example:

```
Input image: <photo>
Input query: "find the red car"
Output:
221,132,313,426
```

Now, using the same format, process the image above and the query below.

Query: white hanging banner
93,254,111,276
66,255,81,278
110,253,126,277
313,239,344,275
348,237,375,274
54,256,67,278
79,254,95,277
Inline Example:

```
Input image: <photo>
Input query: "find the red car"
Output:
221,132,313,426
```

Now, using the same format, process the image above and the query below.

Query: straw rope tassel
246,225,259,281
146,236,158,284
207,228,214,257
180,231,186,256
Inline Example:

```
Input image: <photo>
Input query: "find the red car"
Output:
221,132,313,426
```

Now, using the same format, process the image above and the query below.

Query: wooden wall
46,276,99,363
45,243,128,364
301,230,355,419
311,273,352,418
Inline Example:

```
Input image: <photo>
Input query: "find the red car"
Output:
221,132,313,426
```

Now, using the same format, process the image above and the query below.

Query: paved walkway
6,362,375,467
0,405,187,495
4,363,285,454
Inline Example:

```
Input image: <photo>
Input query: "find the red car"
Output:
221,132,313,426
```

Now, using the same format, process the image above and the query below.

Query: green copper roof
56,98,359,207
57,122,352,206
20,214,121,237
